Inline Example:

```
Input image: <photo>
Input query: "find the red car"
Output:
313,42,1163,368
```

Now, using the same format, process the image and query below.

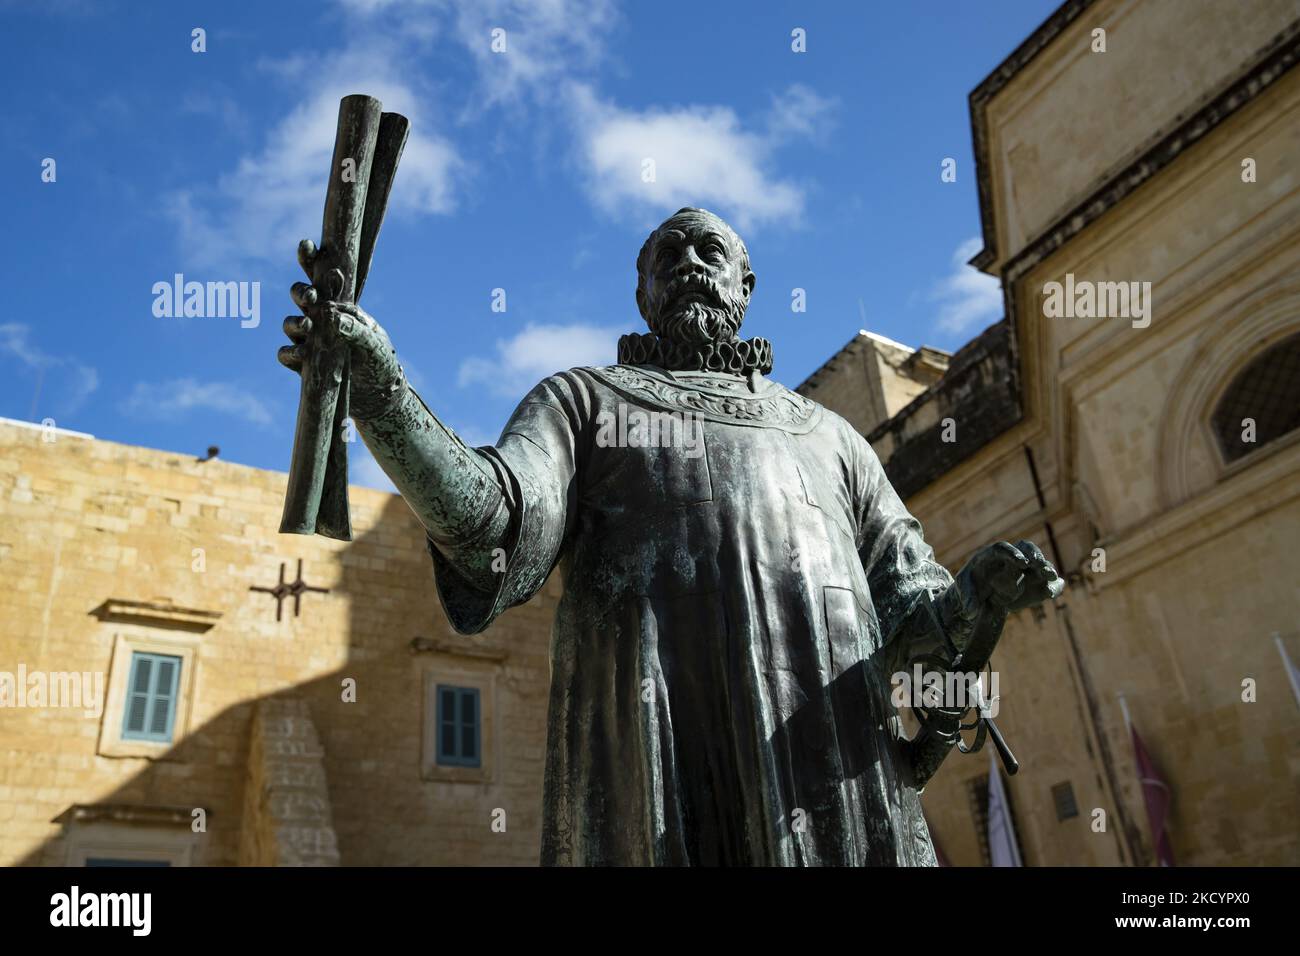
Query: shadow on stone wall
18,495,539,866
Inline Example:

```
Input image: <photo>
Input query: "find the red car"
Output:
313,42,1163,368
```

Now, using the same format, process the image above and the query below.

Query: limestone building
800,0,1300,865
0,417,554,865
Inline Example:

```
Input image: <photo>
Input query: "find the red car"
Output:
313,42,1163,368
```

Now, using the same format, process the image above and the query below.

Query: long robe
427,364,954,865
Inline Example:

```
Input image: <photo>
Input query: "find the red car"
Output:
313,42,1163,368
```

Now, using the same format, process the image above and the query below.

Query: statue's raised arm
278,240,510,593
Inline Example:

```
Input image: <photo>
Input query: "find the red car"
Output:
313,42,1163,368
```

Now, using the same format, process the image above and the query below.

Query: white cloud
765,84,838,142
120,379,273,426
337,0,617,107
174,2,825,271
0,323,54,369
458,322,619,397
459,1,616,107
930,237,1002,335
567,82,834,232
0,323,99,414
168,41,463,272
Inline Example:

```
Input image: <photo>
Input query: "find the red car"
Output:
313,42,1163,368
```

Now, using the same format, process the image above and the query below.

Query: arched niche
1157,274,1300,509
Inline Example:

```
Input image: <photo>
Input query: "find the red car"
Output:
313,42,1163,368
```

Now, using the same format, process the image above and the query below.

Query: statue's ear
742,270,756,301
635,286,650,323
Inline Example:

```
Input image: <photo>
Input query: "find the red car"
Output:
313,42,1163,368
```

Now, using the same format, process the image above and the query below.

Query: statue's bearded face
636,210,755,346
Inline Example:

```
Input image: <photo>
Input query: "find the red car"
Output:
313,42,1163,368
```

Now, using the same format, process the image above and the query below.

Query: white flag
987,753,1023,867
1276,634,1300,709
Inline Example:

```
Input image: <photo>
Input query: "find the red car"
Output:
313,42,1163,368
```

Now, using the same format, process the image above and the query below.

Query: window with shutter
435,685,481,767
121,652,182,743
1052,780,1080,821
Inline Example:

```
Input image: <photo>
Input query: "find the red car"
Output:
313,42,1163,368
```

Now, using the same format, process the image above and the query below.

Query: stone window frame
64,821,196,867
1155,275,1300,508
420,664,498,785
98,631,200,760
1206,330,1300,477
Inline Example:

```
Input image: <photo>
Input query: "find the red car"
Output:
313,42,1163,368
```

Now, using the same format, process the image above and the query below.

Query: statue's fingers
290,282,318,311
277,344,305,372
282,315,311,343
1018,543,1061,596
1014,540,1048,567
298,240,317,280
1031,559,1061,584
1019,562,1065,608
330,305,360,340
994,541,1032,568
325,303,379,340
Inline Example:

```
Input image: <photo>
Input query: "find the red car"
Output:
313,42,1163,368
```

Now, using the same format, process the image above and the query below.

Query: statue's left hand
965,540,1064,612
280,240,407,422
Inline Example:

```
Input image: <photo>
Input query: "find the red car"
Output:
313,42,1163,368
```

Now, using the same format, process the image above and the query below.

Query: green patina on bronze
281,95,409,541
279,125,1064,865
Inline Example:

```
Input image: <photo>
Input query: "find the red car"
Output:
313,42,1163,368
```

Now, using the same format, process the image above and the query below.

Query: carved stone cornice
91,599,222,633
997,21,1300,288
53,804,206,827
968,0,1100,272
409,636,508,662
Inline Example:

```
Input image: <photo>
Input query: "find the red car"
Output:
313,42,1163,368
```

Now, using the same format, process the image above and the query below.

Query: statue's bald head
636,207,755,345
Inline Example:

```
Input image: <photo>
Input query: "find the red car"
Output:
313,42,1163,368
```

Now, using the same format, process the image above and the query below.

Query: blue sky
0,0,1060,490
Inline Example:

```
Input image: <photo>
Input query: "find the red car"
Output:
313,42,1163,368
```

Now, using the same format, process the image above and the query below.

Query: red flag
1130,723,1175,866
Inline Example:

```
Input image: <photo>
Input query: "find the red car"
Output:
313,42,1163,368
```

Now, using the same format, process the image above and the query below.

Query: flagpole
1275,633,1300,709
986,751,1023,867
1116,691,1138,862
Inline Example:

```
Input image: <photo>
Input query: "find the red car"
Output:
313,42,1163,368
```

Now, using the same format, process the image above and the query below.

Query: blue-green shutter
435,685,481,767
121,652,182,743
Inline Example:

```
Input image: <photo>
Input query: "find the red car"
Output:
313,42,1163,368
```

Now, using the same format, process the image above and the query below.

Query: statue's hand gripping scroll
280,240,407,423
278,246,511,593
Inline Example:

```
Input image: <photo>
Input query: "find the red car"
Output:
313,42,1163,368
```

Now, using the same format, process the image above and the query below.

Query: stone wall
865,321,1020,499
0,419,553,866
239,698,339,866
798,331,949,440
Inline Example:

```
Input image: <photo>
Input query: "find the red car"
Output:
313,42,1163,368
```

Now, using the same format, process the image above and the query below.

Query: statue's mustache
644,273,746,344
662,275,723,308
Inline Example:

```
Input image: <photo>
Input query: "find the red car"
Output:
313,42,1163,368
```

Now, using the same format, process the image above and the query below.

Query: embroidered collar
582,363,821,433
617,332,773,376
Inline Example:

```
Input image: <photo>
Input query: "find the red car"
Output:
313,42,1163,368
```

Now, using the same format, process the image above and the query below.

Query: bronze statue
278,204,1063,866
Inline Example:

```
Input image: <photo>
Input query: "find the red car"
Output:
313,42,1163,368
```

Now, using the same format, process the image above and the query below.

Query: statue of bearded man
279,206,1062,866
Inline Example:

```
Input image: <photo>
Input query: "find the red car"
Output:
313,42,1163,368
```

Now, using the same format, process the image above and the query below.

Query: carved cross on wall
249,559,330,621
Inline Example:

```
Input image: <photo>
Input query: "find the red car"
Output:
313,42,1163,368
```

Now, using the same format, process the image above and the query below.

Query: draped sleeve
850,429,954,659
429,371,589,634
